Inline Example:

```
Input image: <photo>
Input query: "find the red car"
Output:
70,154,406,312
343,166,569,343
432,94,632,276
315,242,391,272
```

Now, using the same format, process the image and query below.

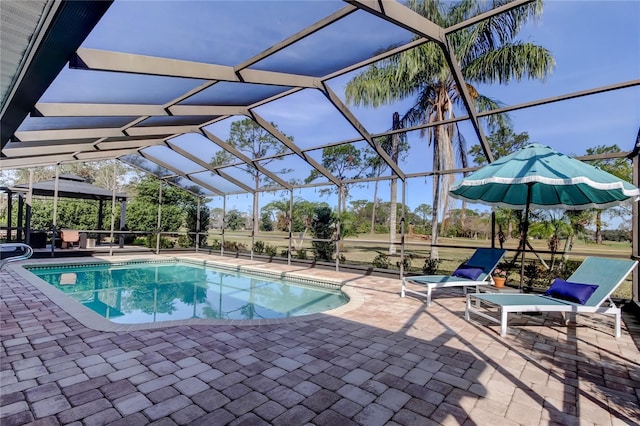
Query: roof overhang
0,0,113,150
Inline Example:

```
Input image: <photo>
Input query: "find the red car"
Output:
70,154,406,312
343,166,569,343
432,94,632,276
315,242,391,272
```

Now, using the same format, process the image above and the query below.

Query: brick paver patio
1,254,639,425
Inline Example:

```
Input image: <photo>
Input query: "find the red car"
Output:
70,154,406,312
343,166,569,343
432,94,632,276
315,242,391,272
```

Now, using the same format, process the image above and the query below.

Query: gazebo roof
12,174,127,201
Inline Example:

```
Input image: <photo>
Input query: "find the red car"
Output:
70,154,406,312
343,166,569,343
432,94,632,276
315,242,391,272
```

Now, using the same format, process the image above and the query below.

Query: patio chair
60,229,80,249
465,257,638,338
401,248,506,306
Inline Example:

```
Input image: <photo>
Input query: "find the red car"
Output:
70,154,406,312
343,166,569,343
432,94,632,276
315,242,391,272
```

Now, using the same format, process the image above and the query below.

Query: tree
529,210,572,270
211,118,291,232
125,176,200,235
386,112,408,254
209,208,224,229
259,211,273,232
12,161,128,189
470,125,531,245
561,210,592,263
261,198,325,233
468,125,531,165
363,115,410,253
27,199,102,231
345,0,554,259
183,204,210,247
305,144,367,212
10,161,129,233
225,209,246,231
414,203,433,227
310,205,335,261
261,199,291,231
494,207,519,245
584,145,632,244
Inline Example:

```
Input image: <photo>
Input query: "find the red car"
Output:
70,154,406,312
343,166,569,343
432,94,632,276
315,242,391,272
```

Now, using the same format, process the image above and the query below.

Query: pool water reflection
28,261,348,324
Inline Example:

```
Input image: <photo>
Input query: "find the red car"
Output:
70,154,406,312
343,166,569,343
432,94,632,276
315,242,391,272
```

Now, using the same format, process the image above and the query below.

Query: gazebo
3,173,127,248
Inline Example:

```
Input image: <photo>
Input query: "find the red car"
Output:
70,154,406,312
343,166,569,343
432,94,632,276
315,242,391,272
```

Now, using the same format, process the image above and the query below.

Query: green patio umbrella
450,143,640,287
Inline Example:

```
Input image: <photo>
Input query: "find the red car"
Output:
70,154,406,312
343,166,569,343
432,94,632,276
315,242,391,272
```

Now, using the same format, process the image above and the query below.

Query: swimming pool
27,260,348,324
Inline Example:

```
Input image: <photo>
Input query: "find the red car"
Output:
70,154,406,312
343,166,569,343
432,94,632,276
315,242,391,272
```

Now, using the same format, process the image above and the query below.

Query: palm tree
345,0,554,258
529,210,571,270
584,145,632,244
364,113,408,253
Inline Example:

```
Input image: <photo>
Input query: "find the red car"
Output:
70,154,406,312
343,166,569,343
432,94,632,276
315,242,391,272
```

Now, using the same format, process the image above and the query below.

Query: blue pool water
28,261,348,324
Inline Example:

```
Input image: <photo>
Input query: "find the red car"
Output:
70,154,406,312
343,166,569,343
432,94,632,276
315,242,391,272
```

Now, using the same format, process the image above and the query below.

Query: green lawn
206,231,634,299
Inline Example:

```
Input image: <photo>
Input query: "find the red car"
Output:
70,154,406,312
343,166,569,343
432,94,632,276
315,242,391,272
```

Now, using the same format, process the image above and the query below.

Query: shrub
259,212,273,231
177,235,192,248
253,240,265,254
264,244,277,257
132,237,147,246
374,224,389,234
120,226,136,244
523,263,546,288
311,206,335,261
396,254,412,271
223,240,248,252
372,253,390,269
422,255,441,275
524,260,580,290
145,234,175,249
355,222,370,234
296,249,308,260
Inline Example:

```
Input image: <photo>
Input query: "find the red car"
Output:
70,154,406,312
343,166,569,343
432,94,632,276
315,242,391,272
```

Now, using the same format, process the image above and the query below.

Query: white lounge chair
465,257,638,338
401,248,506,306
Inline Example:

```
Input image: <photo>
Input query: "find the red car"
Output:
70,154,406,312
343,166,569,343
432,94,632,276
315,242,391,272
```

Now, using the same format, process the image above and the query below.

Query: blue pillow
544,278,598,305
452,264,484,280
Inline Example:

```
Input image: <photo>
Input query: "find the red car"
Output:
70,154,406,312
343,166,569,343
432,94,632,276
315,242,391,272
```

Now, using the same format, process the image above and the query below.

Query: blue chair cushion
545,278,598,305
452,265,484,280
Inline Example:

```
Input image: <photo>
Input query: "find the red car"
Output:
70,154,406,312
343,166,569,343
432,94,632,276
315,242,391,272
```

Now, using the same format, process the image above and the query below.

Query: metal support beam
445,0,535,34
16,193,24,241
73,48,319,88
51,165,59,257
6,191,12,242
252,181,259,256
632,129,640,304
336,185,342,272
109,161,117,256
288,190,293,266
249,111,342,186
201,128,293,190
119,157,206,198
119,200,126,248
236,5,357,71
400,180,406,279
15,127,124,142
97,199,104,245
345,0,445,43
166,141,255,193
156,182,162,254
440,37,494,163
196,197,201,253
34,102,249,117
221,196,226,257
139,151,225,196
320,84,406,180
25,170,33,245
1,1,113,148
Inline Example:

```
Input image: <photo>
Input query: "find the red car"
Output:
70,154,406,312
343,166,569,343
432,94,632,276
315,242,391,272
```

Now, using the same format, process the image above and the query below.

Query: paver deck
1,254,639,425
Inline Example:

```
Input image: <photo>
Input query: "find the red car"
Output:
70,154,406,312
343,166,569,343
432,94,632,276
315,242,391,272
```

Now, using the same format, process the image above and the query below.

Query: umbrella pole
519,184,533,290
